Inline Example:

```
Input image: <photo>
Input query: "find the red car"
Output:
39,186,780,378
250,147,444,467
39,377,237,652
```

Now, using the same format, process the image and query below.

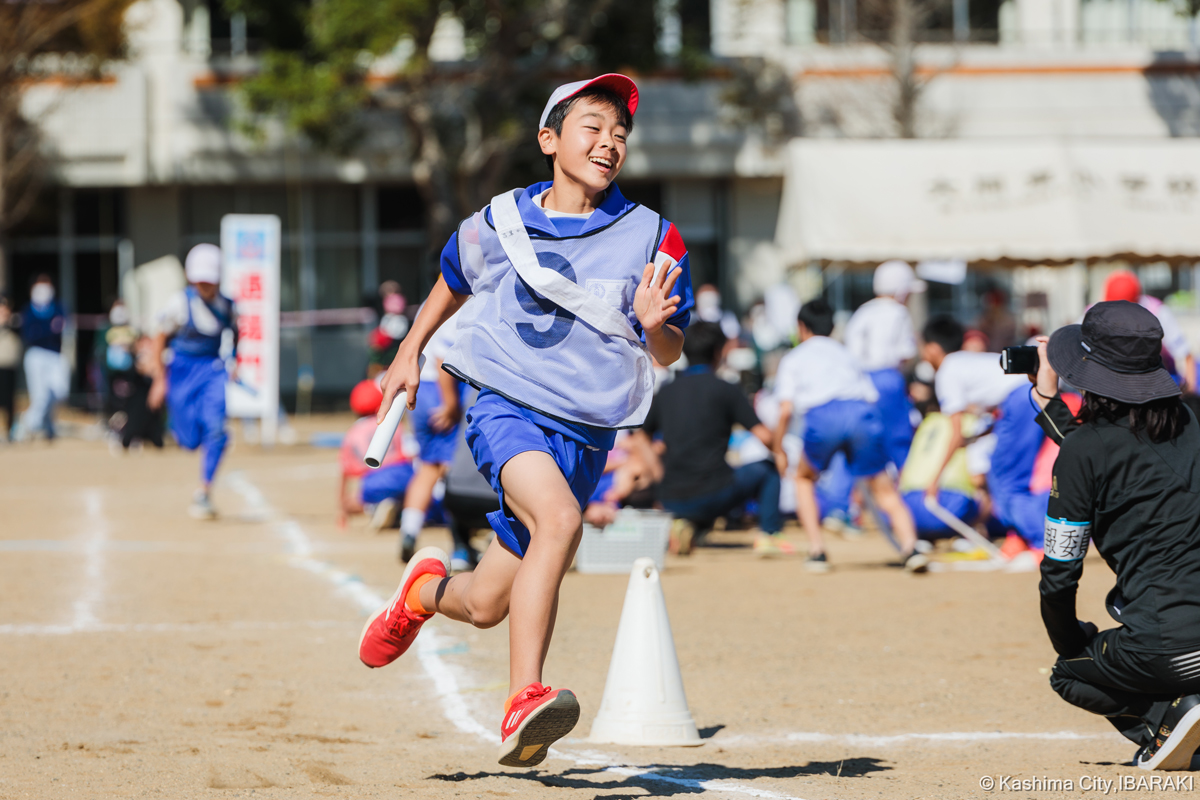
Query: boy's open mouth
588,155,614,173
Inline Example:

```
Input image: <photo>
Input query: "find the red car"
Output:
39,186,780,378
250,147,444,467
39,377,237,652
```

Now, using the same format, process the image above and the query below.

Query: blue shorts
361,462,414,505
413,379,466,465
993,490,1049,549
868,368,915,469
903,489,979,538
465,392,607,558
802,399,889,478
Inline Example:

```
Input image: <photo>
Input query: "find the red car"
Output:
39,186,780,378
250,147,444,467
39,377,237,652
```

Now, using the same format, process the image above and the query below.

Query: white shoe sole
188,504,216,520
905,553,931,573
357,546,448,668
1140,705,1200,770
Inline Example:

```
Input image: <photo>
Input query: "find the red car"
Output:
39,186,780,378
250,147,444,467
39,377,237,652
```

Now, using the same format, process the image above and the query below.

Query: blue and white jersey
440,182,693,431
157,286,236,359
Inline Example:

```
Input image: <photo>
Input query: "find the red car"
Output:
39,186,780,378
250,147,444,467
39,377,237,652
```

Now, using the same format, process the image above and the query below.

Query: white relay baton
364,354,426,469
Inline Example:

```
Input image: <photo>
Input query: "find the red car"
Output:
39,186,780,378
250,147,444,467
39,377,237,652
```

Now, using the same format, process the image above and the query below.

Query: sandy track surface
0,428,1180,799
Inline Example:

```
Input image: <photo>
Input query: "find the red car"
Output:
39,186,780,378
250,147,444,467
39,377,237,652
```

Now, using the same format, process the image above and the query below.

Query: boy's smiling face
539,97,628,197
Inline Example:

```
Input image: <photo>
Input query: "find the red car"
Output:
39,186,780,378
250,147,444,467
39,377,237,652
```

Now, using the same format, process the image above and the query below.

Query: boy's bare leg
865,471,919,554
419,535,520,626
794,458,826,555
494,451,584,694
418,450,582,694
403,462,446,513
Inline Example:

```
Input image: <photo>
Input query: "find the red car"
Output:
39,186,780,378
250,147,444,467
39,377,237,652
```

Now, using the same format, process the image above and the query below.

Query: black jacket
1036,394,1200,657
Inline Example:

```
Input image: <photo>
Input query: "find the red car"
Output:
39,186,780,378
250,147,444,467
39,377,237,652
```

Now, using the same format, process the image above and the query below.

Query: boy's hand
378,348,421,424
429,404,461,432
147,376,166,411
1030,335,1059,410
634,262,682,335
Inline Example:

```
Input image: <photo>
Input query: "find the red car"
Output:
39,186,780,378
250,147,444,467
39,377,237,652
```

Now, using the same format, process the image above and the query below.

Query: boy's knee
536,506,583,541
463,594,508,629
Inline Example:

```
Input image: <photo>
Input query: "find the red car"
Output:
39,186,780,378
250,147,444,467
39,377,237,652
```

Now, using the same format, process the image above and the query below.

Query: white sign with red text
220,214,281,445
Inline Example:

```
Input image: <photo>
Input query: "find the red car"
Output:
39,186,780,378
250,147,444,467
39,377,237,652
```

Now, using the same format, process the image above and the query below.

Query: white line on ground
0,620,354,636
72,488,106,630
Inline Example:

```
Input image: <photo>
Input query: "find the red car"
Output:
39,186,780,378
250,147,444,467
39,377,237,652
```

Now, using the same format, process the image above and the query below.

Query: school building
6,0,1199,403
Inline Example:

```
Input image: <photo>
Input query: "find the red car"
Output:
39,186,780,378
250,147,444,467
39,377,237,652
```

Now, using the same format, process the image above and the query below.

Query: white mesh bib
444,191,663,429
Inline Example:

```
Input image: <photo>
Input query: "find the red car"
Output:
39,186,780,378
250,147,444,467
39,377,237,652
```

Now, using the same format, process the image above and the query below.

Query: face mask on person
109,303,130,326
696,290,722,323
31,284,55,307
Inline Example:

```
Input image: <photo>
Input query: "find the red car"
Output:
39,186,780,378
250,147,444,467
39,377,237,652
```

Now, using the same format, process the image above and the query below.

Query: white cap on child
539,74,640,129
185,243,222,285
873,259,916,300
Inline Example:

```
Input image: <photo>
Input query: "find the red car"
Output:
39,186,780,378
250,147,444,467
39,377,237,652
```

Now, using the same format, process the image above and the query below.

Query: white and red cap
539,74,639,129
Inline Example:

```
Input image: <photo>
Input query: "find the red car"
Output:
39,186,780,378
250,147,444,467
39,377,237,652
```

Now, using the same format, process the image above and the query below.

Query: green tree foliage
233,0,660,264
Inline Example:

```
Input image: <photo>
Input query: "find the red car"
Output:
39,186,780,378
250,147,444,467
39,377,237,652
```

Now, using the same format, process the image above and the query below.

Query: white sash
490,190,642,344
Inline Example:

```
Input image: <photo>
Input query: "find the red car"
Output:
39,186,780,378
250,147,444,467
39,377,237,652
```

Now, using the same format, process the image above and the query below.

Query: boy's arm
429,365,463,432
147,332,169,410
378,276,468,423
634,262,685,365
925,411,965,500
773,400,793,454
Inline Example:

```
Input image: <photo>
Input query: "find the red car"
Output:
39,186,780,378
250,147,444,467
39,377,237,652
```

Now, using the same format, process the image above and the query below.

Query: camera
1000,346,1039,375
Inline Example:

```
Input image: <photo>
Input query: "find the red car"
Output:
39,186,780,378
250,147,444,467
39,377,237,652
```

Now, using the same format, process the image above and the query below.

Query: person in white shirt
773,300,927,574
922,315,1048,557
844,260,919,468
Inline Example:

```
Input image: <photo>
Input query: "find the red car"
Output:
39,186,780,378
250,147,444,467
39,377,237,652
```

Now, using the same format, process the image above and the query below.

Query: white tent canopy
775,139,1200,265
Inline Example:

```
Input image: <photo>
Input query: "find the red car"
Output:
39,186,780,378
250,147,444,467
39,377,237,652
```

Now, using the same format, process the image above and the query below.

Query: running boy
773,299,927,573
358,74,692,767
149,244,238,519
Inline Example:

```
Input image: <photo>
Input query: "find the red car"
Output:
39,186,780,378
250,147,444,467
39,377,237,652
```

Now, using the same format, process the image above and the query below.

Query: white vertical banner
220,214,281,445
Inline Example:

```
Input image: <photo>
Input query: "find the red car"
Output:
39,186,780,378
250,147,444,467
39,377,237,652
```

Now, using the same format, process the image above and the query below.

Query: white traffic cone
588,557,702,746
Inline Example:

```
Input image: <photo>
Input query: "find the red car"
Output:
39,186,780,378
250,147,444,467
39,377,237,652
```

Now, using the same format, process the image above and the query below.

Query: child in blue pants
149,244,237,519
358,75,693,767
773,300,926,574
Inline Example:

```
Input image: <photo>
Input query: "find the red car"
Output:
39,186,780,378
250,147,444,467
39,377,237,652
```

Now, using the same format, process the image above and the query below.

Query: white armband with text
1044,517,1091,562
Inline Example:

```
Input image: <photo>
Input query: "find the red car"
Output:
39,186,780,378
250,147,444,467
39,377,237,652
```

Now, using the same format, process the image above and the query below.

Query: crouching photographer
1028,300,1200,771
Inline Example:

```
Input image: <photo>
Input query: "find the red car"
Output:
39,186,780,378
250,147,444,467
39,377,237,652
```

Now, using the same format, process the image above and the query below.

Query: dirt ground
0,417,1188,799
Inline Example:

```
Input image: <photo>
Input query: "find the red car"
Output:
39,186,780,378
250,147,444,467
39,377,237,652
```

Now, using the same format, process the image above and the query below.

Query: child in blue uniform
358,74,693,767
843,260,920,469
149,244,238,519
773,300,927,574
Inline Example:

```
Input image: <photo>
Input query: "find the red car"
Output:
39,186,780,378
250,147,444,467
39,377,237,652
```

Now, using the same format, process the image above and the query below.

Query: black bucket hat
1047,300,1181,404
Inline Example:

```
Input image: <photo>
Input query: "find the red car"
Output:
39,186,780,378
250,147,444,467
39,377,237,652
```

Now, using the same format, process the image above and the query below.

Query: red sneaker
358,546,448,668
497,683,580,768
999,532,1028,559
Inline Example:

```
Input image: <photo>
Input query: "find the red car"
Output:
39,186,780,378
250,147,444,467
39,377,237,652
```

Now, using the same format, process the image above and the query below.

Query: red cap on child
350,379,383,416
1103,270,1141,303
